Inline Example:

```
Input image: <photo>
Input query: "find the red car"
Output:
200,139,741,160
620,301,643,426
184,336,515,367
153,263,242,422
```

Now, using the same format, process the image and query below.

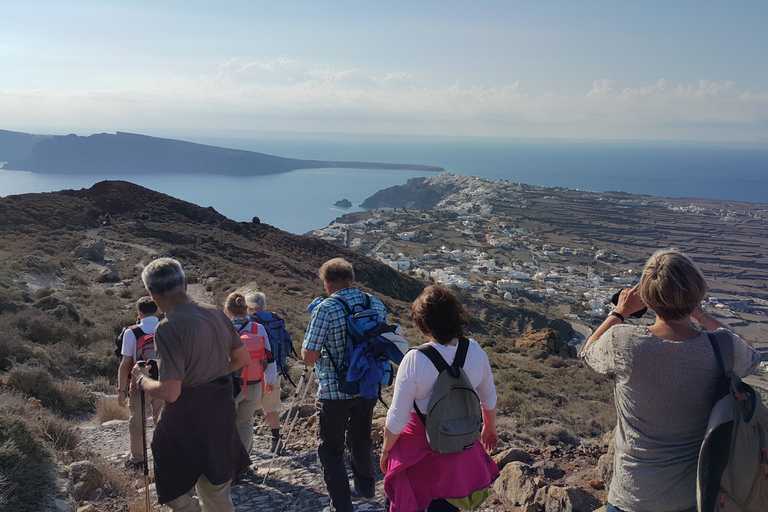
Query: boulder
74,240,105,261
96,264,120,283
68,460,104,500
539,485,602,512
532,460,566,480
595,430,615,488
515,328,575,358
492,461,537,506
33,296,82,322
493,447,532,471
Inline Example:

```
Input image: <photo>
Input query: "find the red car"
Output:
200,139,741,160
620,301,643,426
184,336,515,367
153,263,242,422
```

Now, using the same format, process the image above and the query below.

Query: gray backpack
414,337,482,454
696,331,768,512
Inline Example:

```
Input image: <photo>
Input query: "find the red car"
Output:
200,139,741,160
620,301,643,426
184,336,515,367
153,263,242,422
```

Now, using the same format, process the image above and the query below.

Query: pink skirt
384,413,500,512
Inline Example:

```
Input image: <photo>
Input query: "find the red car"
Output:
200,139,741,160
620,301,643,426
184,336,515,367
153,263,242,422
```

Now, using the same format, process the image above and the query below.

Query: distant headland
0,130,445,176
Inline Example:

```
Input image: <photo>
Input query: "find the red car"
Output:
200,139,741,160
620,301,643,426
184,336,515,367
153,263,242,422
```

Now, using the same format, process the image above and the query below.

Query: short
259,374,282,414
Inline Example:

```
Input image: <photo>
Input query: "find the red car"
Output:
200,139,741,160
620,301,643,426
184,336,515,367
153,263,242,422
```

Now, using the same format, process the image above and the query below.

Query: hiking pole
138,366,151,512
262,366,315,484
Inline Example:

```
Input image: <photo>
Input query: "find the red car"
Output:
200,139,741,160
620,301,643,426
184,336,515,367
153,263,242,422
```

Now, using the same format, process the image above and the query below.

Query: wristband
609,311,625,322
136,375,145,390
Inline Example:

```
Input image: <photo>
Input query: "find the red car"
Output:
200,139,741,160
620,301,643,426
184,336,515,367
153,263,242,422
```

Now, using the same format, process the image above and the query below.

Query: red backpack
237,323,266,396
130,326,156,363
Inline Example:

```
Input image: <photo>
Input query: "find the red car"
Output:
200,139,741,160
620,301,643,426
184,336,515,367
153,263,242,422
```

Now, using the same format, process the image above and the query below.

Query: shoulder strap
706,330,735,375
131,326,145,339
237,322,251,334
329,294,353,315
418,344,450,373
454,337,470,368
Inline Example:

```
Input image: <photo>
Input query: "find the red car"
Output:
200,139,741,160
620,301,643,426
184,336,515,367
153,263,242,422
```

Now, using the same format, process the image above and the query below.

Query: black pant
317,397,376,512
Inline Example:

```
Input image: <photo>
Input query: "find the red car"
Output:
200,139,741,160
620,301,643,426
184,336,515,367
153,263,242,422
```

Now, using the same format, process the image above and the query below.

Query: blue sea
1,133,767,234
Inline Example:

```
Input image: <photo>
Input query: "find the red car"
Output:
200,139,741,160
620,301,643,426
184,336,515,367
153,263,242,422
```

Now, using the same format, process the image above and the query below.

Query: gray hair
141,257,186,295
245,291,267,310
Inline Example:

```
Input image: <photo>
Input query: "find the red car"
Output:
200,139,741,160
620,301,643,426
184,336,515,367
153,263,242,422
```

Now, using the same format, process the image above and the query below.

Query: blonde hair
224,292,248,317
638,248,707,321
319,258,355,283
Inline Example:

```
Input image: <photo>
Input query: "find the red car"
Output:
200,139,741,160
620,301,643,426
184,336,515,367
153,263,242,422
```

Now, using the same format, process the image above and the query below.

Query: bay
1,133,767,234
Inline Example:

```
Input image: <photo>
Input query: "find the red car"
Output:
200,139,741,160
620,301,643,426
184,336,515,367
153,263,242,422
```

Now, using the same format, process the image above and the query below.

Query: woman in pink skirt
380,285,499,512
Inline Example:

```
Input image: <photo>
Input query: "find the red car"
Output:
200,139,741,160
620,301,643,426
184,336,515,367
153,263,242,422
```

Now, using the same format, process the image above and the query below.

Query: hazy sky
2,1,767,142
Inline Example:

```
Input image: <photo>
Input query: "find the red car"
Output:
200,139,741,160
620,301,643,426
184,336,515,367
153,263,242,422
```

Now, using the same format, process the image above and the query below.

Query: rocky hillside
0,181,614,512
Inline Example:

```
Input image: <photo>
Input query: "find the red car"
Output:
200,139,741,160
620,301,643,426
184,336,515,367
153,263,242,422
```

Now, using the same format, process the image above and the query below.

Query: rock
33,296,82,322
515,328,576,358
492,462,537,506
595,431,615,488
77,504,96,512
96,264,120,283
74,240,105,261
68,460,104,500
540,485,602,512
532,460,565,480
334,199,353,208
589,479,605,490
493,448,532,471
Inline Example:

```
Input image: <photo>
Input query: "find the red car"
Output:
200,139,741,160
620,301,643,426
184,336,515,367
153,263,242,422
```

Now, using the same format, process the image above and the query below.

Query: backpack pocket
433,415,482,453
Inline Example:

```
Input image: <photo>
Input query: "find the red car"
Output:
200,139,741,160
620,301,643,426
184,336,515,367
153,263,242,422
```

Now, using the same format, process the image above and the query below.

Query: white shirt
121,315,160,361
386,338,497,435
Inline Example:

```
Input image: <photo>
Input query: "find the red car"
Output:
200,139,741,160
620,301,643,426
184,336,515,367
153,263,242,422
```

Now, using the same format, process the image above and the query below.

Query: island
0,130,446,176
334,199,353,207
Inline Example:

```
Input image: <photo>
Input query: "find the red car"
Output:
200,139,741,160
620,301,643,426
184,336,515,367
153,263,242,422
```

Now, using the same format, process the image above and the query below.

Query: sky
2,1,768,143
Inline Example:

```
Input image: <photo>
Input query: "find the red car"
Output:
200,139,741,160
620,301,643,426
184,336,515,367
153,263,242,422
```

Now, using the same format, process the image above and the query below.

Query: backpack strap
706,330,735,375
130,326,146,362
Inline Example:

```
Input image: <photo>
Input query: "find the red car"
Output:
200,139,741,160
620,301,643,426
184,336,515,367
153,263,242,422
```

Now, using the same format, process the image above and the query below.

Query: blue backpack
325,293,408,402
250,311,294,373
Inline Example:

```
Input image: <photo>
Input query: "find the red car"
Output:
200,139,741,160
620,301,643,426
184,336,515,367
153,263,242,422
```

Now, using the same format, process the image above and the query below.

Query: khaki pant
234,382,263,454
128,388,164,464
165,474,234,512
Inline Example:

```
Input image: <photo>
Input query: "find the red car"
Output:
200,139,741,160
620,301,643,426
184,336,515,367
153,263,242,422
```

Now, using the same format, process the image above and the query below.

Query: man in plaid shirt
302,258,387,512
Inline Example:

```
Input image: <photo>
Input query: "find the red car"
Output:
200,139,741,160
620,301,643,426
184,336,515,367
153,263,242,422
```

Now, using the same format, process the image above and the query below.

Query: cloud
2,60,768,141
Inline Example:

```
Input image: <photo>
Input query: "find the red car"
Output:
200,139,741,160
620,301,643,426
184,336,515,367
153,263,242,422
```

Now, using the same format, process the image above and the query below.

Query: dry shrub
6,366,93,415
96,397,129,424
0,414,52,512
89,376,117,394
55,379,92,415
37,413,80,451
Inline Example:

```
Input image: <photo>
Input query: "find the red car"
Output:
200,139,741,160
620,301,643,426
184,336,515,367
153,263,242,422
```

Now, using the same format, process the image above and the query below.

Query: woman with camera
580,248,760,512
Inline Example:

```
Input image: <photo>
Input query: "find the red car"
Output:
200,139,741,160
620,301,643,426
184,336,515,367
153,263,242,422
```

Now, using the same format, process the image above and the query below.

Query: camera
611,290,647,318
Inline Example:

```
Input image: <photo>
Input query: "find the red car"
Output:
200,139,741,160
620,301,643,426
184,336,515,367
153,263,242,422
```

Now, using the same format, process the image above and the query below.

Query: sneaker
270,437,284,454
124,459,143,471
350,487,374,501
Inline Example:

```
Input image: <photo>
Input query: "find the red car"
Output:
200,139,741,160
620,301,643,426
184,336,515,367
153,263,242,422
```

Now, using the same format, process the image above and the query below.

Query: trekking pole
137,361,152,512
262,366,315,484
140,388,151,512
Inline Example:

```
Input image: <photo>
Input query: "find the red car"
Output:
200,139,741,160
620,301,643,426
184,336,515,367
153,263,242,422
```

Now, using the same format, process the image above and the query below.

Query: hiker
131,257,251,512
224,292,276,458
117,296,164,470
302,258,386,512
380,285,499,512
580,248,760,512
246,291,288,453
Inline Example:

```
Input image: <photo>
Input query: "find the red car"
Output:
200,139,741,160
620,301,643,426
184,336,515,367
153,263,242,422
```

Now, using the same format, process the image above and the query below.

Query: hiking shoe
270,437,284,454
124,459,143,471
350,487,374,501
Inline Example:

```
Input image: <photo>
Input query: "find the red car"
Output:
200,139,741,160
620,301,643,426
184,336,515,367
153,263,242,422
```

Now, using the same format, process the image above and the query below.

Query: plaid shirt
303,286,387,400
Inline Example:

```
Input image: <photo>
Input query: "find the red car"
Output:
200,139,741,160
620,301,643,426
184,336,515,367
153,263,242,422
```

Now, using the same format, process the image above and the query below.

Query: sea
1,133,767,235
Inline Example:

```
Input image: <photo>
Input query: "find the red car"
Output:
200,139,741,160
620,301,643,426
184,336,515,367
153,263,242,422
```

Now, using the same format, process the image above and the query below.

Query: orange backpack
237,322,266,395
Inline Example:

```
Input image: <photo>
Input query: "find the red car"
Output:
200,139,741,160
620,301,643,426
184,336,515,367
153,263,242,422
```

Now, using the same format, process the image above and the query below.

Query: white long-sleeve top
385,338,497,435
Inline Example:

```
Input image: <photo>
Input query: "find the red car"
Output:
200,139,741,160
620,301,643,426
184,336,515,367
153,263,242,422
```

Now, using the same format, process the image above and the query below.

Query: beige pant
128,388,164,464
234,382,263,454
165,474,234,512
